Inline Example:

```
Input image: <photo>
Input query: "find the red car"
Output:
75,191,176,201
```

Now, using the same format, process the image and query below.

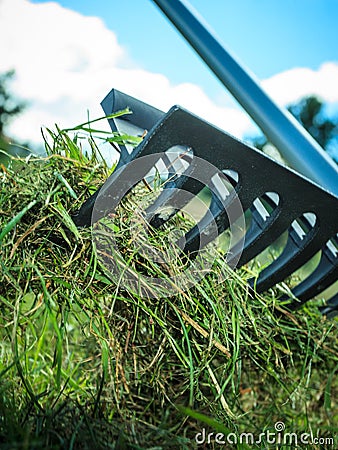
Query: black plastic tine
72,187,102,227
253,215,323,293
177,169,243,255
228,195,282,267
229,198,317,270
93,153,166,224
146,149,195,222
72,147,138,227
318,293,338,319
178,191,230,255
284,237,338,309
146,175,187,228
146,174,204,228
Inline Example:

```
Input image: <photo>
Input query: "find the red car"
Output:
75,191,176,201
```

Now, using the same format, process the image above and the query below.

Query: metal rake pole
151,0,338,197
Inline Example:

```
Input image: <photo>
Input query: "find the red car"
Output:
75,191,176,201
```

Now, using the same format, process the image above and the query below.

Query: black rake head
72,89,338,317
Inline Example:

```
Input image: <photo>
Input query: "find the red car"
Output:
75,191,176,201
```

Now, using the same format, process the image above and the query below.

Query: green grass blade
0,200,37,244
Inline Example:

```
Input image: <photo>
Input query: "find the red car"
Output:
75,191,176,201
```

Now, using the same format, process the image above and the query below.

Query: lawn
0,121,337,449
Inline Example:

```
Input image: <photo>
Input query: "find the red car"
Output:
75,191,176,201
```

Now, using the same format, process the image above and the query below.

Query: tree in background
251,95,338,163
0,69,26,138
288,96,337,150
0,70,30,163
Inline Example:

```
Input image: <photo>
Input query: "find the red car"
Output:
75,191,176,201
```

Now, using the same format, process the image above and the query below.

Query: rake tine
285,237,338,308
318,293,338,319
146,175,203,228
177,192,231,255
253,216,322,293
229,195,283,267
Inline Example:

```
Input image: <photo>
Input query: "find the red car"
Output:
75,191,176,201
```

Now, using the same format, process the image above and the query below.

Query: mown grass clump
0,123,337,450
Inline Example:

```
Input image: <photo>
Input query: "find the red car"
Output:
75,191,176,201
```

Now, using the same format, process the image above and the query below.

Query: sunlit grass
0,117,337,449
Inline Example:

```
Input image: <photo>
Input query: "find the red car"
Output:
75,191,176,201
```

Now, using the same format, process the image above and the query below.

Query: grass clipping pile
1,128,338,450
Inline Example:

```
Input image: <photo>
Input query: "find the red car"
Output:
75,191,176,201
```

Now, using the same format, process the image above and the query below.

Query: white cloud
0,0,337,150
262,63,338,106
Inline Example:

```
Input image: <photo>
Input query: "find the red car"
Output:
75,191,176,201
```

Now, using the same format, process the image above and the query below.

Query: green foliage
251,95,338,162
0,69,26,137
288,96,338,150
0,70,32,166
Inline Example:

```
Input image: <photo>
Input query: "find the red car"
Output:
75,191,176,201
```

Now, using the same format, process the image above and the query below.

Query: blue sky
1,0,337,154
30,0,338,101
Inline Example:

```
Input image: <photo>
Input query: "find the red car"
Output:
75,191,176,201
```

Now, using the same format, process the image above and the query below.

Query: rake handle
152,0,338,197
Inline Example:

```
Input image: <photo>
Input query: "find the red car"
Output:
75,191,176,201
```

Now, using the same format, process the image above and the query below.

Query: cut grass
0,120,337,449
